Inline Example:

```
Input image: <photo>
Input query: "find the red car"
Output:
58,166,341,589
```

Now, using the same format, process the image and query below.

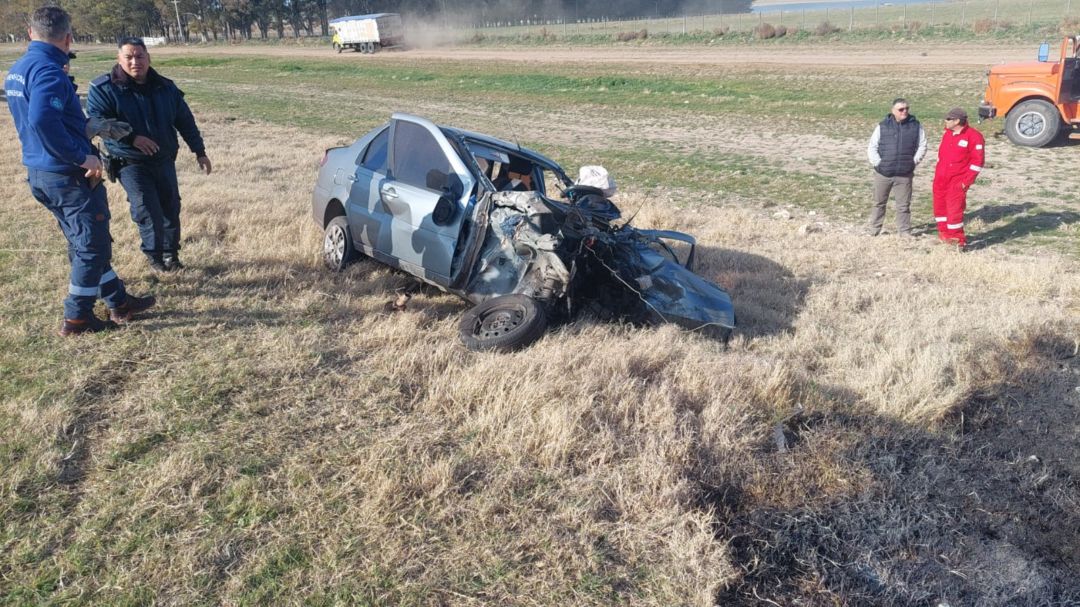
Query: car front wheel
458,294,548,352
323,216,356,272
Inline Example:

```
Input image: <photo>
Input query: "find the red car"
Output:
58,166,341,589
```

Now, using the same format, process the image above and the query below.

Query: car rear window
359,127,388,171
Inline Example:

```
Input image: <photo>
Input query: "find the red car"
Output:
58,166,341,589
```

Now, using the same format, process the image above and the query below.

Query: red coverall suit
932,125,985,247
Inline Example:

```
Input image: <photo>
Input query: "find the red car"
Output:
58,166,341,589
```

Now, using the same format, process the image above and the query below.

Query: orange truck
978,36,1080,147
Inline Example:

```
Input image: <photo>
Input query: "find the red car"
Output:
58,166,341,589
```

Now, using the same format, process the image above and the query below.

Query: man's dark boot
163,253,184,271
109,294,157,323
147,254,168,272
59,314,119,337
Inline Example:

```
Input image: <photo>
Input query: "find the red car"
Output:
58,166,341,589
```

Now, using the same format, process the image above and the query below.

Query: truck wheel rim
1017,111,1046,138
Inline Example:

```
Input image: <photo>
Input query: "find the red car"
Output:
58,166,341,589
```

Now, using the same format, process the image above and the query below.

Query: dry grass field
2,39,1079,605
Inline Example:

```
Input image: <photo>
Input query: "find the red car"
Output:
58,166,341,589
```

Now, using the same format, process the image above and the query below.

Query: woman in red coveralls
932,107,985,250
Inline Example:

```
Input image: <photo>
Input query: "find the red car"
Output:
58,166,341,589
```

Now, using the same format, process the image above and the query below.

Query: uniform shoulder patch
49,96,63,110
90,73,111,87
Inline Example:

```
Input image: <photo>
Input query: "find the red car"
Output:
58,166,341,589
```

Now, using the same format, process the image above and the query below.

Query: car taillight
320,150,329,167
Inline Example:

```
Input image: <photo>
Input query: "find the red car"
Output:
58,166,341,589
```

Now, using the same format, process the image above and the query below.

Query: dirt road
137,41,1032,69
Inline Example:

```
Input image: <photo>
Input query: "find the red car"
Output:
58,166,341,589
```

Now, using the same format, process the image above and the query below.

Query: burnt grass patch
706,325,1080,606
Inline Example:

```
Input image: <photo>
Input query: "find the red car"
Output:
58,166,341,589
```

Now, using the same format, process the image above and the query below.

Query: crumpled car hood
630,238,736,333
464,191,735,335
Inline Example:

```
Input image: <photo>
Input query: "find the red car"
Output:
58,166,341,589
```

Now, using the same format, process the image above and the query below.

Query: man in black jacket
87,37,212,271
866,98,926,236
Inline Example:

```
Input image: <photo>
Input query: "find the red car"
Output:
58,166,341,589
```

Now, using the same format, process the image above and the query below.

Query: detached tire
1004,99,1062,147
459,294,547,353
323,216,356,272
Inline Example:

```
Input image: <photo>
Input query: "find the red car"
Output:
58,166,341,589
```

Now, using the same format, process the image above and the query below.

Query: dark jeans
28,169,127,319
118,160,181,260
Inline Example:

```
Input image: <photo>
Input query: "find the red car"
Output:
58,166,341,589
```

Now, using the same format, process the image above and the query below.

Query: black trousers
118,160,181,259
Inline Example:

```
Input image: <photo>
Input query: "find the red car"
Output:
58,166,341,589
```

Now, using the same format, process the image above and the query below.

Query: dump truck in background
979,36,1080,147
330,13,404,53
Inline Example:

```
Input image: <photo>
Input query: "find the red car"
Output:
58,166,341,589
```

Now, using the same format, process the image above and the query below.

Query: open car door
1058,36,1080,104
381,113,476,285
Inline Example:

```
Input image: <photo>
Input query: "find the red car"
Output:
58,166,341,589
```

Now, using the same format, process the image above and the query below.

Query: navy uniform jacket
87,65,205,163
5,41,94,173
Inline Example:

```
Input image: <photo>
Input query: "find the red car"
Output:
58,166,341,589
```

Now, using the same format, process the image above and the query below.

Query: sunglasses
895,107,910,112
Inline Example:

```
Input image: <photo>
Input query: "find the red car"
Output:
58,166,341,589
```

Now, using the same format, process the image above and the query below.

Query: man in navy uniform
88,36,212,272
5,6,155,336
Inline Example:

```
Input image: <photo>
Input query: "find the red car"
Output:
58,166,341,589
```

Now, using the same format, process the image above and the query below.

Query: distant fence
407,0,1079,41
5,0,1070,47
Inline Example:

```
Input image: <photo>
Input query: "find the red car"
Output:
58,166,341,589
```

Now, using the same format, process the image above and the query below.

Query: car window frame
357,126,389,172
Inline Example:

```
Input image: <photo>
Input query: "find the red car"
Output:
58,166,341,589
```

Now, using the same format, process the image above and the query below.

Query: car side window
540,169,564,198
392,121,452,191
359,128,388,172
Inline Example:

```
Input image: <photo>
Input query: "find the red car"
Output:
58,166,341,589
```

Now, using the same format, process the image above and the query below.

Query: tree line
0,0,753,43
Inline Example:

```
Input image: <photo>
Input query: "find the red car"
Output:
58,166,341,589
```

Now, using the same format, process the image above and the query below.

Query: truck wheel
323,216,356,272
458,294,547,352
1004,99,1063,147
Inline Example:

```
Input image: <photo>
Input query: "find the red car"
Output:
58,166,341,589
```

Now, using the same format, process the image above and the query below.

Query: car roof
387,113,570,181
442,127,563,172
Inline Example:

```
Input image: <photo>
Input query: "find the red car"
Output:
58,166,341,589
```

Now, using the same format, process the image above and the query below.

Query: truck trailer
330,13,404,53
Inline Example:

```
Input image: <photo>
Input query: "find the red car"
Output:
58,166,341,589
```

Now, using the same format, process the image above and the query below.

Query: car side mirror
426,170,464,198
1038,41,1049,61
432,195,455,226
445,173,464,199
426,169,448,191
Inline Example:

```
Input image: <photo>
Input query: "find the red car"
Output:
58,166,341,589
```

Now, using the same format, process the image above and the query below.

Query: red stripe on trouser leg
944,179,968,246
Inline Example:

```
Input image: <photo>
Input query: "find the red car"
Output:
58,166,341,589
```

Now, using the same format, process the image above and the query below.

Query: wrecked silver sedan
312,112,735,351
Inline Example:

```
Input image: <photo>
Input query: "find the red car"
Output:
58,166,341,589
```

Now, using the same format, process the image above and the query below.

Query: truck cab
979,36,1080,147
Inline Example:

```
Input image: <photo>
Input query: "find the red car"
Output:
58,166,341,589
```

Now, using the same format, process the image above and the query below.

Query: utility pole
172,0,185,42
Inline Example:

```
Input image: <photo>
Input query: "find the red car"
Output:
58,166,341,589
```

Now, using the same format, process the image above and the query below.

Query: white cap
576,165,617,197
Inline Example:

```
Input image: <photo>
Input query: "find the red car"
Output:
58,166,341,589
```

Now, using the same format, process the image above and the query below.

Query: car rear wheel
458,294,547,352
323,216,356,272
1004,99,1062,147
